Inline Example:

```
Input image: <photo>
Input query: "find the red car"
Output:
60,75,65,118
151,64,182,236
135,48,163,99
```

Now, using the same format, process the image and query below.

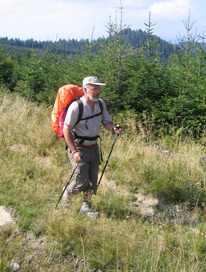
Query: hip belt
72,131,99,144
74,143,96,148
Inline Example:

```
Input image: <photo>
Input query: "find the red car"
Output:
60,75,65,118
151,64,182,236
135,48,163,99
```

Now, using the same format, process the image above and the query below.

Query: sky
0,0,206,43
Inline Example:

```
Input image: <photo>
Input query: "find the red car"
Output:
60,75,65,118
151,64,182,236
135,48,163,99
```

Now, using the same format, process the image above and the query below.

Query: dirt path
0,206,13,227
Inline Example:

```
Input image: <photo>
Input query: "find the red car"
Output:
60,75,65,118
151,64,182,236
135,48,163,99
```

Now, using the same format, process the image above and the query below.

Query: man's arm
63,124,82,163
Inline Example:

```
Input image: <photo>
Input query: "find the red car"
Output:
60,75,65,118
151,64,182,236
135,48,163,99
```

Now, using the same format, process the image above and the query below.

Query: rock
8,261,20,271
0,206,13,227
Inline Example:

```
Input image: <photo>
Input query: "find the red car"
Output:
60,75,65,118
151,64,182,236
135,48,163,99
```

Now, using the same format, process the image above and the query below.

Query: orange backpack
51,84,83,137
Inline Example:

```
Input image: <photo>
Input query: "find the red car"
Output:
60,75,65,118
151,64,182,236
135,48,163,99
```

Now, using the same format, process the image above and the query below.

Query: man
62,76,123,217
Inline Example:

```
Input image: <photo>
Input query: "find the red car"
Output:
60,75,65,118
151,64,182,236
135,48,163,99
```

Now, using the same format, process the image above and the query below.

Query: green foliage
0,46,14,87
1,14,206,137
0,36,86,56
13,50,70,104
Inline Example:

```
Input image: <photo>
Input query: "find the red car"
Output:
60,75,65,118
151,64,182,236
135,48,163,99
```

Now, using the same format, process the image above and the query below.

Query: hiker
62,76,123,217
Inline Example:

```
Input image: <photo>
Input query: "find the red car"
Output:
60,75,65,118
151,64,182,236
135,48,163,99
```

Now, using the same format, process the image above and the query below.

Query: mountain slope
0,91,205,271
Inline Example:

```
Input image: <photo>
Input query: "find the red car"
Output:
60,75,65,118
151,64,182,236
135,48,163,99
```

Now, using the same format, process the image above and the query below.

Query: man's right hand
72,151,83,163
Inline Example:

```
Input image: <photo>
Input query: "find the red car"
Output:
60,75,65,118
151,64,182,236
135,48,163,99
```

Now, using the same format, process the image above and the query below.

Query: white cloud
121,0,197,42
0,0,204,42
0,0,25,11
123,0,150,8
124,0,193,24
150,0,193,19
38,1,118,39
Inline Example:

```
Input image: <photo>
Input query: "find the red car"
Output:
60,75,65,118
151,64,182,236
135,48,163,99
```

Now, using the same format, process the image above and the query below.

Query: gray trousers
67,144,100,195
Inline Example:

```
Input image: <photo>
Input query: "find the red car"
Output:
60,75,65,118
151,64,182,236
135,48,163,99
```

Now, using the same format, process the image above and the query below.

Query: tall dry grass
0,91,206,271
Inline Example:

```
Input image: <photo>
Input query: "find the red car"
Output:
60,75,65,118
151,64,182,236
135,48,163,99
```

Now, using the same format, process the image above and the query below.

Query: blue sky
0,0,206,43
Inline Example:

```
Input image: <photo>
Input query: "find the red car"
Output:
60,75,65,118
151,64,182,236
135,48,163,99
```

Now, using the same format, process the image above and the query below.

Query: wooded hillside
0,28,174,59
0,19,206,138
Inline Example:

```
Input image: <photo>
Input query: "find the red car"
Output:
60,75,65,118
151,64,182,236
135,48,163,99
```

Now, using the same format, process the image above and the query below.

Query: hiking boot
80,201,92,214
62,187,72,208
80,201,100,218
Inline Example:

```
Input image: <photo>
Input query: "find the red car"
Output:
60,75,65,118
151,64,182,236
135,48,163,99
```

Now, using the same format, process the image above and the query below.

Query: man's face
86,84,101,102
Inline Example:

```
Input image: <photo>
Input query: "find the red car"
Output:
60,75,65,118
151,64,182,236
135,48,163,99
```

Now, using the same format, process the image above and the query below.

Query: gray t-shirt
64,96,112,145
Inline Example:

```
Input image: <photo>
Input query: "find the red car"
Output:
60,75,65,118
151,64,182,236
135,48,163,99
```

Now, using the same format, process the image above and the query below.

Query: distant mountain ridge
0,28,175,59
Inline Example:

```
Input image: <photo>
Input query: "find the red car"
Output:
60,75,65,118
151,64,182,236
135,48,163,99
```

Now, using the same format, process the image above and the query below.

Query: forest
0,17,206,139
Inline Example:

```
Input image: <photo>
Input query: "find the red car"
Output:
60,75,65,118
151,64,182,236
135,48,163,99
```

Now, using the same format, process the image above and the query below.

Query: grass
0,90,206,271
106,128,206,206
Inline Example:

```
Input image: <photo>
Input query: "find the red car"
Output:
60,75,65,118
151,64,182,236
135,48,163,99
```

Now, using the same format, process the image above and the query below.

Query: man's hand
114,125,123,135
72,151,83,163
103,122,123,135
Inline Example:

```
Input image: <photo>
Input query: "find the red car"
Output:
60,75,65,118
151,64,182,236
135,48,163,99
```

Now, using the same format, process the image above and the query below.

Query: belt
74,143,96,148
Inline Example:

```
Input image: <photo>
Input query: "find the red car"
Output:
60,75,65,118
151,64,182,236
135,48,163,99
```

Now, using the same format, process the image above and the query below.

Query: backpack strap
74,99,84,127
99,99,103,113
64,98,84,129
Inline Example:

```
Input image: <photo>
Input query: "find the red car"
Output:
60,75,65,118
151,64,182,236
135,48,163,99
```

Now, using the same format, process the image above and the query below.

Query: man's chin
88,95,99,102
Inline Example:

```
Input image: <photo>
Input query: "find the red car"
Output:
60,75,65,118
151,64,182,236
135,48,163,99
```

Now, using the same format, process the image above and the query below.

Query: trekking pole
97,132,119,188
55,152,84,208
55,164,78,209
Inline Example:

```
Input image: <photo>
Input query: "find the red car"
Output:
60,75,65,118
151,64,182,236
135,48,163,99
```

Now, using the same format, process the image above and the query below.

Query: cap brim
90,83,106,86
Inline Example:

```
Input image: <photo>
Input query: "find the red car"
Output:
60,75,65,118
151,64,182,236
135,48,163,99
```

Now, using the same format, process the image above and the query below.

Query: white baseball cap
83,76,106,87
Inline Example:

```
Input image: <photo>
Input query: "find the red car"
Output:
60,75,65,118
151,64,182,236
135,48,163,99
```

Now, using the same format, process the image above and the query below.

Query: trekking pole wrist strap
72,150,79,156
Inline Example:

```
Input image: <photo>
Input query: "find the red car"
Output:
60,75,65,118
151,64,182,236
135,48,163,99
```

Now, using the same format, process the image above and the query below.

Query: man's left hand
114,125,123,135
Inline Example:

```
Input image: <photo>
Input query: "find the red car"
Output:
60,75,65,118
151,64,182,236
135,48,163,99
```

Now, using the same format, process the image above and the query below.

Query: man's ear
83,87,87,94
